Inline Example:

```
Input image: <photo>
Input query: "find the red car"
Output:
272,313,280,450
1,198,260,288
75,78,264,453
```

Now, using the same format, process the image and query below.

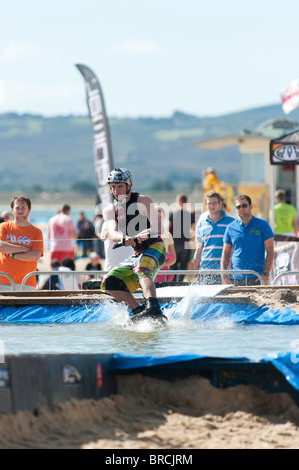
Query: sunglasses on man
236,203,249,209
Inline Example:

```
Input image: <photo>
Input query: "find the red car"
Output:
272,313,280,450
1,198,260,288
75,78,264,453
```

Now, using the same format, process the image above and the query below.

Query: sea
29,207,96,225
0,205,298,362
28,206,96,234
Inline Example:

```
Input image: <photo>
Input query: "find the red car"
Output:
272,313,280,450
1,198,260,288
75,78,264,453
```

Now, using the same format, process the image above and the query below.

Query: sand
0,253,295,449
225,286,299,315
1,374,299,449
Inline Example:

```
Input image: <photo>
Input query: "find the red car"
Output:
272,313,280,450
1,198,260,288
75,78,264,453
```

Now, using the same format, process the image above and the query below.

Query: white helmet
107,168,133,186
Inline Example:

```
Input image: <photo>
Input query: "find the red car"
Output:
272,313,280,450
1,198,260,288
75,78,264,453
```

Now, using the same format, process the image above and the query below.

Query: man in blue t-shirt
193,191,234,284
221,195,274,286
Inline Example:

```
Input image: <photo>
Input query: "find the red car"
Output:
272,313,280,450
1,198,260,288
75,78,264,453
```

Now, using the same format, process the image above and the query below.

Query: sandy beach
0,253,296,449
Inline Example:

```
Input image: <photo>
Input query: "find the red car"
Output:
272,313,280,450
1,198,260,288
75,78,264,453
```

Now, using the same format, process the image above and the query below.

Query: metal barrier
273,271,299,285
21,270,105,291
0,273,16,291
164,269,264,285
20,268,265,291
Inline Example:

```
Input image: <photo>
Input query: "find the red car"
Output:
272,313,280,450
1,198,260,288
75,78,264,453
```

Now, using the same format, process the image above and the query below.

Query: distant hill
1,103,299,195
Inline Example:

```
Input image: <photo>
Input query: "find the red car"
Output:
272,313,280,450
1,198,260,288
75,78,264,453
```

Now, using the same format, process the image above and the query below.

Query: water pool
1,298,298,362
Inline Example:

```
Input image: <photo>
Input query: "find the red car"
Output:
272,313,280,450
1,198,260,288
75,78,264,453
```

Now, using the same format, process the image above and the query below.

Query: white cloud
114,41,162,53
0,42,61,64
1,80,83,115
4,80,81,99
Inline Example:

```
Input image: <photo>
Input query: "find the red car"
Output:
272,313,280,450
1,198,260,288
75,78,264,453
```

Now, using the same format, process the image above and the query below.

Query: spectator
76,211,87,239
93,209,105,258
193,191,234,284
202,167,225,197
221,194,274,286
47,204,77,263
183,209,201,282
168,194,193,282
81,219,96,257
85,251,102,280
0,210,13,223
154,205,176,282
0,196,44,291
58,257,82,290
40,259,60,290
270,189,298,236
77,211,95,256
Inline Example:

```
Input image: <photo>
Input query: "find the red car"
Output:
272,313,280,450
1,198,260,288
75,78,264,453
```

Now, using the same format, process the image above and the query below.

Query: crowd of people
0,168,297,311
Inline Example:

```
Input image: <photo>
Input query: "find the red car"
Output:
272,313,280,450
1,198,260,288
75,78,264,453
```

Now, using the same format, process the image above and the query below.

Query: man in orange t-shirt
0,196,44,291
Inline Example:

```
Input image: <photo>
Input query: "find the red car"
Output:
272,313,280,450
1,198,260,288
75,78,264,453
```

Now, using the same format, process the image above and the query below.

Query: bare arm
193,242,203,269
0,240,41,262
164,240,176,268
220,243,233,284
0,240,31,255
102,204,124,243
12,250,42,262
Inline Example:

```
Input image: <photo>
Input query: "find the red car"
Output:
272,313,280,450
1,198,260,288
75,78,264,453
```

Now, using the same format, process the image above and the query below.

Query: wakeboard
130,312,168,326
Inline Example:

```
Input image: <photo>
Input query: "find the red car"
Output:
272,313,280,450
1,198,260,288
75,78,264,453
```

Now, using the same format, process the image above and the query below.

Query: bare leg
138,277,156,298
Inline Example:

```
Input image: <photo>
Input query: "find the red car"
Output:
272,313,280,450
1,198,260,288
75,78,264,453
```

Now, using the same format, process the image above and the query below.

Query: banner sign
76,64,113,211
269,129,299,165
281,80,299,114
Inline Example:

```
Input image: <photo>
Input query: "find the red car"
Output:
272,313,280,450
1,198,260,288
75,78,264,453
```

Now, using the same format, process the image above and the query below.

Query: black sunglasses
236,203,249,209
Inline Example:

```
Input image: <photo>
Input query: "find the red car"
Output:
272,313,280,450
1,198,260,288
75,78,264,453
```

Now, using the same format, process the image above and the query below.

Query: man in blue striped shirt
193,191,235,284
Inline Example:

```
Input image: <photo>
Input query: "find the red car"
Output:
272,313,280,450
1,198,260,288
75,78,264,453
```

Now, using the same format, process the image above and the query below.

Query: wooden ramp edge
0,290,111,305
0,289,249,305
0,285,297,305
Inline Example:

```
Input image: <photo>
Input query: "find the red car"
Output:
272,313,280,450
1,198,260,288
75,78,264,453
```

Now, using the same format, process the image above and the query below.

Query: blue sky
1,0,299,118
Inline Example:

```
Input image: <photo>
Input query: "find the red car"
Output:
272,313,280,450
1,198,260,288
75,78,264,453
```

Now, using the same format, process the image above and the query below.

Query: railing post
273,271,299,285
0,272,16,291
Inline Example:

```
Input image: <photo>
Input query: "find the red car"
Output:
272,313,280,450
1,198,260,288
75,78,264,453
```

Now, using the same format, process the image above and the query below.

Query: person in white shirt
58,257,82,290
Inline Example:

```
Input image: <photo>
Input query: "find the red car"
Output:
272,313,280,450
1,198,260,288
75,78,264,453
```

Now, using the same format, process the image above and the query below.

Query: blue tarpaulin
261,351,299,392
114,351,299,393
0,301,298,325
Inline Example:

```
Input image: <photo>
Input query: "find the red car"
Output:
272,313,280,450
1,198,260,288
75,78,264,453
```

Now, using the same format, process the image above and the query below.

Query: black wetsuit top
113,191,161,251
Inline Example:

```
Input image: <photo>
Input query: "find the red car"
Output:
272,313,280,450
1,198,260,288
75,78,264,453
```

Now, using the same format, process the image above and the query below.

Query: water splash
100,300,129,327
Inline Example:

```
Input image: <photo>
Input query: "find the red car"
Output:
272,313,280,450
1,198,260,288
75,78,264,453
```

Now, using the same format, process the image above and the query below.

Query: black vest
114,191,161,251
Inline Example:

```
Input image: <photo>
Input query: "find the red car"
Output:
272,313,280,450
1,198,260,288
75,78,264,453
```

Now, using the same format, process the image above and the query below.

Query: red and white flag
281,79,299,114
